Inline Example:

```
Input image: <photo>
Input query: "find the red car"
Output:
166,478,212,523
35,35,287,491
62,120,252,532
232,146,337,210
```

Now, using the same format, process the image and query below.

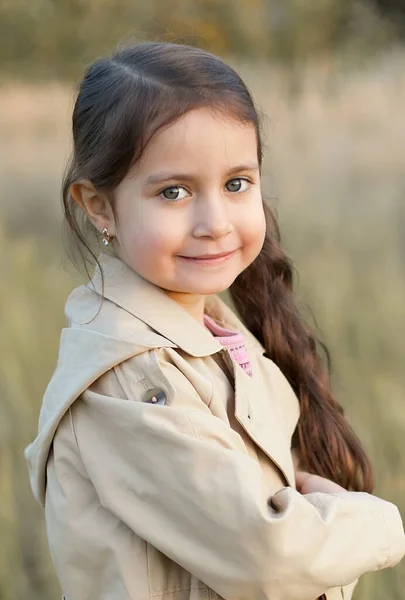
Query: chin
180,276,239,296
194,285,230,295
162,266,243,295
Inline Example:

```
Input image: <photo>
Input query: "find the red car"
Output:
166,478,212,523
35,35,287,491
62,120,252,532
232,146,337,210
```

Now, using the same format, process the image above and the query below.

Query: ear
70,180,115,235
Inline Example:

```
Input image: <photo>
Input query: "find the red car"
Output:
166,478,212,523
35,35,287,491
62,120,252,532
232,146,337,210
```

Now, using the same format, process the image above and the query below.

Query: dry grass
1,53,405,599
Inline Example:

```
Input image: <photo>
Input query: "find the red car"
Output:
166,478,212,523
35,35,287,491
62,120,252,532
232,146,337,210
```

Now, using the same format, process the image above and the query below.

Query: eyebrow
144,162,260,186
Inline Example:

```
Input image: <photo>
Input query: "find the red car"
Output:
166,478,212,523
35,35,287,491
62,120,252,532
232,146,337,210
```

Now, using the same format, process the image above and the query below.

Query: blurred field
1,53,405,599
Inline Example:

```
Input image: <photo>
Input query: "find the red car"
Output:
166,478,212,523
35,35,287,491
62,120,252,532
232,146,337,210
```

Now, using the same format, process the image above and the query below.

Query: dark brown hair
63,42,374,498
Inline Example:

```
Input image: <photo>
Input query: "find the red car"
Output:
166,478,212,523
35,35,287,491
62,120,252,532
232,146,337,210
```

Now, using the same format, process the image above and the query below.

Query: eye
225,178,250,193
160,186,189,202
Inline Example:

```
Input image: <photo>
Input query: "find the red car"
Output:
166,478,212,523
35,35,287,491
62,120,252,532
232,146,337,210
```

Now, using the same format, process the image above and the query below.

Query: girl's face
111,108,266,314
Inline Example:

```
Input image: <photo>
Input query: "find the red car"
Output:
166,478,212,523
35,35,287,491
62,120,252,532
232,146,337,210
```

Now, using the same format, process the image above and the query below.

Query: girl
25,41,404,600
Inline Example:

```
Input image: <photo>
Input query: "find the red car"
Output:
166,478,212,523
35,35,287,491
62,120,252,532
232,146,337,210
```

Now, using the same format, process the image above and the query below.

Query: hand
295,470,347,495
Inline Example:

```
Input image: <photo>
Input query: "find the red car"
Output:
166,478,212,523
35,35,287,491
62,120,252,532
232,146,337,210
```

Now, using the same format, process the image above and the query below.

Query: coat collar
88,253,265,358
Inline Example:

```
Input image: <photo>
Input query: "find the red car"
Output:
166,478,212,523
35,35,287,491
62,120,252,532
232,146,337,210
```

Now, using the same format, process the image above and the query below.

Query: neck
164,290,206,327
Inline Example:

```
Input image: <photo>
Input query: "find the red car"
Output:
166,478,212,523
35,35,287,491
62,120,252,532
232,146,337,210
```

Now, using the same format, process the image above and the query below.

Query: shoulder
64,284,163,344
89,345,214,413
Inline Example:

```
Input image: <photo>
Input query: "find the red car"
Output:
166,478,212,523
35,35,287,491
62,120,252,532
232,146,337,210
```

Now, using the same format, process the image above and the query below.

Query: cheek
118,208,183,263
240,201,266,250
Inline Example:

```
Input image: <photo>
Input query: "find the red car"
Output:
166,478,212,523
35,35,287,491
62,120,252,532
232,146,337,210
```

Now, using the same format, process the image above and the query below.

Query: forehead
136,108,258,174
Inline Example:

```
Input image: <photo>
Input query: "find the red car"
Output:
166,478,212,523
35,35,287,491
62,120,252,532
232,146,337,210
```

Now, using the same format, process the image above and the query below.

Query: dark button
143,388,167,405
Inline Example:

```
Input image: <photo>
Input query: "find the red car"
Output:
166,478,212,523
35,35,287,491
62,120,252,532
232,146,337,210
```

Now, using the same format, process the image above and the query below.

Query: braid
230,203,374,492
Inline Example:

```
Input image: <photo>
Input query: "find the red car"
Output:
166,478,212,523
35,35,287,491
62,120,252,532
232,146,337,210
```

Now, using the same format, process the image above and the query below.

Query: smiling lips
178,250,237,264
188,251,235,259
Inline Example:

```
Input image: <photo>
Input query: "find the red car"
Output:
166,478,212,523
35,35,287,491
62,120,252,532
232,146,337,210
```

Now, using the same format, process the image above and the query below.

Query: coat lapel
223,349,296,488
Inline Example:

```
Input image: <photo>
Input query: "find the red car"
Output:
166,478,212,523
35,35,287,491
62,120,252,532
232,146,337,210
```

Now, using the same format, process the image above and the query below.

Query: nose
192,193,233,240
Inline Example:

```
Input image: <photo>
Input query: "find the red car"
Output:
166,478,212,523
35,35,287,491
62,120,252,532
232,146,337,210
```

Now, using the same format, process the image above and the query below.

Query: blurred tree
0,1,398,81
264,0,355,61
371,0,405,17
370,0,405,30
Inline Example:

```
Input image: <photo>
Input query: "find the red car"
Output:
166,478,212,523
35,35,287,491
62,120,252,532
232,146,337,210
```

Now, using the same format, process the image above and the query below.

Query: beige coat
25,253,405,600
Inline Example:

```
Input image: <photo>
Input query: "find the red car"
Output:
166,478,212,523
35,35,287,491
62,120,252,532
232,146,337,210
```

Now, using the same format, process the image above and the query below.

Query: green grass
1,54,404,599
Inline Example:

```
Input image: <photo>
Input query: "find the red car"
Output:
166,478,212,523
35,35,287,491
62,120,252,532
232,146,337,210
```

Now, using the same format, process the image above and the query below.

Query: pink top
203,314,253,377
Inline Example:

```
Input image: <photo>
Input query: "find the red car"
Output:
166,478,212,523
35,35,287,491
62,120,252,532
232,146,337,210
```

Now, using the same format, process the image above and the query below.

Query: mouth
177,250,237,265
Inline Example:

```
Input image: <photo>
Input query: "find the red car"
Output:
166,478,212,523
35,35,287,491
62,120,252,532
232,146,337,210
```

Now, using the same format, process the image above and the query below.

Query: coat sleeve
70,350,405,600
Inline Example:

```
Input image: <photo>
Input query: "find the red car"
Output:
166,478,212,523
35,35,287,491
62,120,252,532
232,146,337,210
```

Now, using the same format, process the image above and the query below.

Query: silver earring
102,228,112,246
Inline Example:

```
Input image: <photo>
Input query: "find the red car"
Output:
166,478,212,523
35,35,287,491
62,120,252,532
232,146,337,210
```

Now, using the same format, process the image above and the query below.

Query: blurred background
1,1,405,599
